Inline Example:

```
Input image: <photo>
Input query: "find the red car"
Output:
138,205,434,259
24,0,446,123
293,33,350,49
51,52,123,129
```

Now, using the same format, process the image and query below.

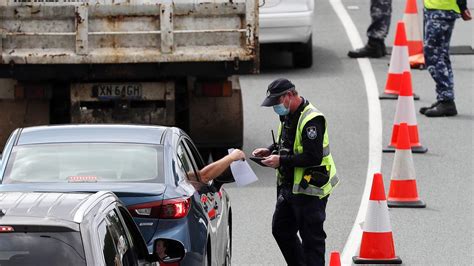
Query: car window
0,231,86,266
175,144,186,179
2,143,163,183
183,139,205,170
98,219,120,266
116,207,143,262
176,143,199,182
182,139,212,184
106,210,135,266
98,209,136,266
116,206,149,265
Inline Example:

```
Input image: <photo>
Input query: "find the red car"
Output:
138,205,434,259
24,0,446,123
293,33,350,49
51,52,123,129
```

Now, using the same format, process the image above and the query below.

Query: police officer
419,0,471,117
348,0,392,58
252,78,339,266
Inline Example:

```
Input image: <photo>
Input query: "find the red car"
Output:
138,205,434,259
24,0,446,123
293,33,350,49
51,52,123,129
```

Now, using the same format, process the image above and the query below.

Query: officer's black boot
424,100,458,117
419,101,440,114
347,38,386,58
381,41,388,56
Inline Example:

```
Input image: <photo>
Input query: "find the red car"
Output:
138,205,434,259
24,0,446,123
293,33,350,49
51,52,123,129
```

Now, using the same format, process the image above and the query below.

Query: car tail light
128,198,191,219
0,226,14,232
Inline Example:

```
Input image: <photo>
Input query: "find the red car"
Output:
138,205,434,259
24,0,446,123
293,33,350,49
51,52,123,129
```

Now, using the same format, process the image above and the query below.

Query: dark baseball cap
261,78,295,107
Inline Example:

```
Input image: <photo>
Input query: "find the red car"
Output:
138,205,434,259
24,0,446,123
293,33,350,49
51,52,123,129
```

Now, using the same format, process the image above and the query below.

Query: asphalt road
226,0,473,265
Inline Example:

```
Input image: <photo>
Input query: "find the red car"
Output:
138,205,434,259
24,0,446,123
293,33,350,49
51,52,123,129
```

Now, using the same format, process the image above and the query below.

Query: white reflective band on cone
388,47,410,73
364,200,392,232
391,150,416,180
394,96,417,124
403,14,423,41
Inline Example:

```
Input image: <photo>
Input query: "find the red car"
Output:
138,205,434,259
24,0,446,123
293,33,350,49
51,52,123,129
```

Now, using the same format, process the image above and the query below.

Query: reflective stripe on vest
276,103,339,198
323,146,330,157
293,174,340,196
424,0,460,13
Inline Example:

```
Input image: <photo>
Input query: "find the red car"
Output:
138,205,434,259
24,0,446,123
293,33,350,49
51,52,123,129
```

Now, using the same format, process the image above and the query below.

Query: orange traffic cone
353,173,402,264
403,0,425,68
388,123,426,208
383,71,427,153
329,251,341,266
380,21,420,100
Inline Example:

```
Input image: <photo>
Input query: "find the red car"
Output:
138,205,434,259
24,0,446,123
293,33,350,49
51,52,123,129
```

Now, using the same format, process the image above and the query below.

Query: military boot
348,38,386,58
424,100,458,117
419,101,440,114
381,42,388,56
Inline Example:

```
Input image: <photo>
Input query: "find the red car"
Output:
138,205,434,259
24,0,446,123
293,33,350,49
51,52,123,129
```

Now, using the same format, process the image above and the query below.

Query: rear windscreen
0,231,86,266
2,143,164,183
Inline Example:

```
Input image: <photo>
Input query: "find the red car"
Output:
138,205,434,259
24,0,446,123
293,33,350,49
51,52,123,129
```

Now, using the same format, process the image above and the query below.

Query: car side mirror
153,238,185,264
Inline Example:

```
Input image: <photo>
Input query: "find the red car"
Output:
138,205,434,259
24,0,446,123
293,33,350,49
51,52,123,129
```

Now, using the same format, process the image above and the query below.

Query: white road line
328,0,383,265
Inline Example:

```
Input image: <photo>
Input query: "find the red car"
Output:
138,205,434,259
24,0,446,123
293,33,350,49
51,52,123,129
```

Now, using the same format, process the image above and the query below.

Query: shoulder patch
306,126,317,140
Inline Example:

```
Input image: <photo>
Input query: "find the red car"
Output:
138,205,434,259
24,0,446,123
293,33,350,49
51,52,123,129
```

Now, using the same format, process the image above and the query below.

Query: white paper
228,149,258,187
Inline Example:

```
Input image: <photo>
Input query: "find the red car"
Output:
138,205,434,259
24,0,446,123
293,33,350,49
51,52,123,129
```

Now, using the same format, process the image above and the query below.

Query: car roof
16,124,169,146
0,191,114,230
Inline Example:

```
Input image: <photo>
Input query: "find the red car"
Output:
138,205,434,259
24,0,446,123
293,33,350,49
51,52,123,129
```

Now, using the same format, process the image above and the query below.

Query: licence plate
93,84,142,99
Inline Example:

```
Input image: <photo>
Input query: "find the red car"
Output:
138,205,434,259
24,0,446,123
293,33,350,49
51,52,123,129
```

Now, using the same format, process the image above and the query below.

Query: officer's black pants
272,185,328,266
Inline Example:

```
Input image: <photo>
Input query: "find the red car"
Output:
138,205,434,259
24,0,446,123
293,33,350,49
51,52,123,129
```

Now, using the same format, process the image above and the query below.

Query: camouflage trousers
367,0,392,40
424,9,459,101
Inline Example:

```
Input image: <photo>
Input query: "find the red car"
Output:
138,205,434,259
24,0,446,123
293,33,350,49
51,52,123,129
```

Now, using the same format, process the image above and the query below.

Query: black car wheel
292,35,313,68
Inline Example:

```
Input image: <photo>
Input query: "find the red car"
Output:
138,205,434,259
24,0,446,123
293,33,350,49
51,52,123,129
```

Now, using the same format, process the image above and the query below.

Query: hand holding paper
228,149,258,187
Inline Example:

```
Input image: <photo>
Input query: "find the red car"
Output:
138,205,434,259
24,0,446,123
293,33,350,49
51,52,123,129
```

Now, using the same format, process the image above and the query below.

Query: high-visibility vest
277,103,339,198
424,0,460,13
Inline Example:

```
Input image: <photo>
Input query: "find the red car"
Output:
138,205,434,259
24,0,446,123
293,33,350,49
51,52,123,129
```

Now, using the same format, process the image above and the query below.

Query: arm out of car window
199,149,245,183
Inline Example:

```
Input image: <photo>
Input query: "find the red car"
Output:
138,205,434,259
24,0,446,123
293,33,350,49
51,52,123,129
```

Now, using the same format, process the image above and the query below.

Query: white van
260,0,314,68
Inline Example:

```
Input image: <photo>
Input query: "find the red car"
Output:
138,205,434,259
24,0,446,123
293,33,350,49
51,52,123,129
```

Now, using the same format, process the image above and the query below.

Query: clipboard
249,156,268,167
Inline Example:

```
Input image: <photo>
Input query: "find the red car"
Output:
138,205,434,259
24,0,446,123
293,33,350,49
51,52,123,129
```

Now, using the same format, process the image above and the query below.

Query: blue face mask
273,96,291,116
273,103,290,116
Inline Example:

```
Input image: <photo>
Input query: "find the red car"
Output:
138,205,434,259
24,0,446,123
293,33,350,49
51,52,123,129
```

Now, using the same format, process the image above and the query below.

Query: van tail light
128,197,191,219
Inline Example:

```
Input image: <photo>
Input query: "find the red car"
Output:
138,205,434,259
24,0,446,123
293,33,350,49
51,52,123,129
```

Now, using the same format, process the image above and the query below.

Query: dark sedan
0,125,233,266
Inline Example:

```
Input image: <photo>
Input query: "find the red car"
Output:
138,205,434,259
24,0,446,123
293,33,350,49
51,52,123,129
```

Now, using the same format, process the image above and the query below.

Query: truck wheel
292,35,313,68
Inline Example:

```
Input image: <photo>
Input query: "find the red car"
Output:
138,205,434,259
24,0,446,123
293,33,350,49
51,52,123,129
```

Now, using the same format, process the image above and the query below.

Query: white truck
0,0,258,158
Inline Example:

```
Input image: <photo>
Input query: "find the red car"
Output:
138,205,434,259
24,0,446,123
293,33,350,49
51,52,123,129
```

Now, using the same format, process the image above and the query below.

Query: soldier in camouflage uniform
348,0,392,58
420,0,471,117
